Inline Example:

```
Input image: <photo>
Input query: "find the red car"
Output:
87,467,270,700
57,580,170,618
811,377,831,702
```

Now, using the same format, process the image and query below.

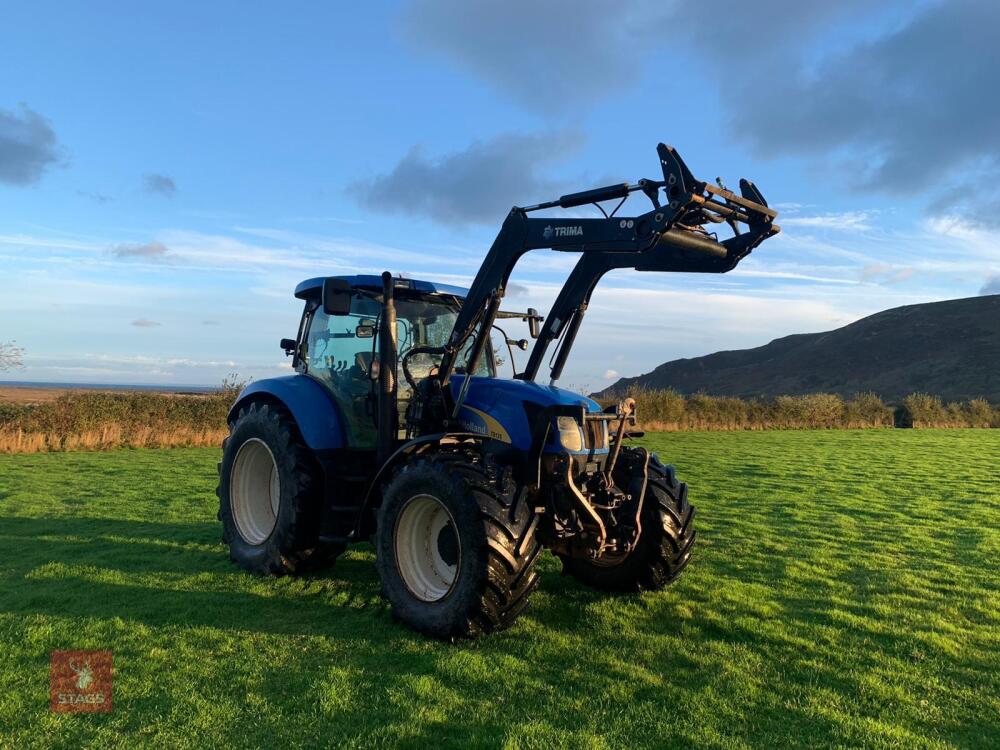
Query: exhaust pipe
378,271,398,465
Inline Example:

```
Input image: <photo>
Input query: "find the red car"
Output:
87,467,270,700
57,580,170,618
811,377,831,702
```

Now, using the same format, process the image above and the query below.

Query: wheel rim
394,494,460,602
230,438,280,545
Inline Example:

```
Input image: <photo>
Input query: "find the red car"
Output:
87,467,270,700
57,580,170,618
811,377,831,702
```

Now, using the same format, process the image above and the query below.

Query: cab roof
294,274,468,301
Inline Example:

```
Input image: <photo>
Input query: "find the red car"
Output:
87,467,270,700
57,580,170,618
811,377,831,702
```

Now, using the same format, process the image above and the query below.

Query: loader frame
434,143,779,412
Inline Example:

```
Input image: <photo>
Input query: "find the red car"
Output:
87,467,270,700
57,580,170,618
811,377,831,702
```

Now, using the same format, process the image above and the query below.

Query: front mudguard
354,432,489,539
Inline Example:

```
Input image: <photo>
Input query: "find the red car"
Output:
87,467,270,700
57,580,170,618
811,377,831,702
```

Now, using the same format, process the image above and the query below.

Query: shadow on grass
0,514,685,744
0,515,389,635
0,514,635,641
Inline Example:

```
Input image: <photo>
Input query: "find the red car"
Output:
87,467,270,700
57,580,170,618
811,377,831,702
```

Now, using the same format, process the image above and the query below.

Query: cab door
302,297,380,448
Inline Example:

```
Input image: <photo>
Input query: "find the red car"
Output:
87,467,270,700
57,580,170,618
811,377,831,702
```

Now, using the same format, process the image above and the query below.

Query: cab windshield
303,292,492,447
395,297,493,381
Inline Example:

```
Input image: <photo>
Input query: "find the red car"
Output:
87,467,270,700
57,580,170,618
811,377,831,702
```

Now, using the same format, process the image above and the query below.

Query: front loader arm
435,143,780,401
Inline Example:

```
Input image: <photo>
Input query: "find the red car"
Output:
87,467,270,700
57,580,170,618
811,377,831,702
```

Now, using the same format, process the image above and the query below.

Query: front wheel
561,449,696,592
375,451,541,639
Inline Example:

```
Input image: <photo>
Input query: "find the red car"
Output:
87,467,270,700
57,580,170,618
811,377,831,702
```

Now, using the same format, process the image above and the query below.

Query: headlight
555,416,584,451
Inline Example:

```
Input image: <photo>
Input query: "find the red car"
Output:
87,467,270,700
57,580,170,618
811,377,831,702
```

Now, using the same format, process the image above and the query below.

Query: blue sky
2,1,997,391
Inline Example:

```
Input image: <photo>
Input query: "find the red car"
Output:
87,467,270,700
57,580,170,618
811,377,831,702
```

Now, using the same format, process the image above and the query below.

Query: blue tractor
218,144,779,638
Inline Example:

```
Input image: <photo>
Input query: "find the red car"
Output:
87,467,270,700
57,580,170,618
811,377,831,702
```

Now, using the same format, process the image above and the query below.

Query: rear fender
228,375,345,450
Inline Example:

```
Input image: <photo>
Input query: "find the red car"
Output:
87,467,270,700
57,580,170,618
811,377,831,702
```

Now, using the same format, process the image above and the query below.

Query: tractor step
320,502,364,545
327,503,363,513
319,533,353,544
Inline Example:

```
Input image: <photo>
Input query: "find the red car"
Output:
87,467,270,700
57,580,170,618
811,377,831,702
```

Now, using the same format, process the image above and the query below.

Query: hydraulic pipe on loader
450,294,502,421
656,227,729,258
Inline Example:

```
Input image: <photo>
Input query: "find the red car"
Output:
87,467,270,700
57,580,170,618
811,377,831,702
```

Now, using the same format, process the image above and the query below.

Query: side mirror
526,308,542,339
356,318,376,338
322,278,353,316
280,338,297,356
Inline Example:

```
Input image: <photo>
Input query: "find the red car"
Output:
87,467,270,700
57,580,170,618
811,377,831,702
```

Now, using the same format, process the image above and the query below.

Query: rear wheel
218,402,344,575
375,450,541,639
561,449,696,592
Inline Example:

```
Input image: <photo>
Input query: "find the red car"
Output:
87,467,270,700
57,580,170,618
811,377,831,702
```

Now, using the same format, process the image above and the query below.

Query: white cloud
979,276,1000,296
2,212,988,390
17,352,283,386
112,241,170,260
781,211,875,231
922,217,1000,260
735,269,859,285
0,233,103,251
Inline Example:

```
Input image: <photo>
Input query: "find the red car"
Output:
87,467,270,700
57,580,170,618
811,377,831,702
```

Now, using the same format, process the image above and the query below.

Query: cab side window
304,299,379,447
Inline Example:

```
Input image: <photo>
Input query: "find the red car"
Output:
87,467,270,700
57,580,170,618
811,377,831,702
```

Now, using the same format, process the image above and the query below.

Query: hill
599,295,1000,403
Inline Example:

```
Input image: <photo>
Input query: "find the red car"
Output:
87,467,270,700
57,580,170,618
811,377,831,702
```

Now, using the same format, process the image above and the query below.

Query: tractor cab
288,274,607,464
290,275,495,447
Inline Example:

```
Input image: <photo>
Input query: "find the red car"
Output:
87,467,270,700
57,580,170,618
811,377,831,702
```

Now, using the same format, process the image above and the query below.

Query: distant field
0,431,997,748
0,384,215,405
0,386,86,404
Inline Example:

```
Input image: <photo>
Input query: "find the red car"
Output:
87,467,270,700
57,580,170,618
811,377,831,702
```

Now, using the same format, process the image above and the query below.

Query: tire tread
375,448,540,639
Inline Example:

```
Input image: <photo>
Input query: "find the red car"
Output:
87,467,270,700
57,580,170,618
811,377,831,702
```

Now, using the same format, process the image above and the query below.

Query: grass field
0,431,997,749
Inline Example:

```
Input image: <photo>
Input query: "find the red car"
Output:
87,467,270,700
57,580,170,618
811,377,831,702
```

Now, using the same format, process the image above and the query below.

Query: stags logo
72,659,94,691
51,650,112,713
